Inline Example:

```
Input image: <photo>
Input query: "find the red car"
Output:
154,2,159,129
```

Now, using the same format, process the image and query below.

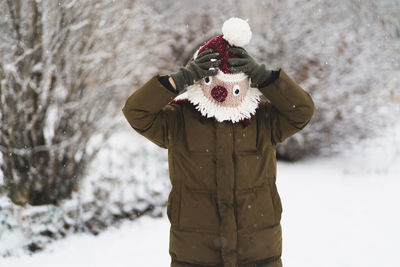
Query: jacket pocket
179,185,219,233
184,111,215,153
236,184,276,231
233,116,258,153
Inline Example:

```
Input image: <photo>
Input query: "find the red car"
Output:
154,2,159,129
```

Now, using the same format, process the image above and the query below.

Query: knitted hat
194,17,252,74
170,17,261,126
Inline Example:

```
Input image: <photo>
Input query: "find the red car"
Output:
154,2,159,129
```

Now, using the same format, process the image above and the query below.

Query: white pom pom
222,17,252,47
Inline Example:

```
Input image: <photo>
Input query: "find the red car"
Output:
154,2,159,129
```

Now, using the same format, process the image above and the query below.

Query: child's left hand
228,47,273,88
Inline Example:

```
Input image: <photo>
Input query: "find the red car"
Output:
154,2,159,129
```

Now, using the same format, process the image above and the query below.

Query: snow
0,216,171,267
1,128,399,267
279,157,400,267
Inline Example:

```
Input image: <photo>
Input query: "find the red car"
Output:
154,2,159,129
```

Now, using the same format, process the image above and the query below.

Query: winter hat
170,17,262,126
194,17,252,74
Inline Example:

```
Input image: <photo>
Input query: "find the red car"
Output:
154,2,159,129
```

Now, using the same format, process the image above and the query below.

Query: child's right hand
170,49,221,92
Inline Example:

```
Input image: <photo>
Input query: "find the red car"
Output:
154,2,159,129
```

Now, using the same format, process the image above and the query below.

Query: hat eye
204,76,212,85
233,85,240,96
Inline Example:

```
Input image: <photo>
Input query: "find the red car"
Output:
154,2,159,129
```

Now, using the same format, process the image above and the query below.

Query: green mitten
170,49,221,92
228,47,274,88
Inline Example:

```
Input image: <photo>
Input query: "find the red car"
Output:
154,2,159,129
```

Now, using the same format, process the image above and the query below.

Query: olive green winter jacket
122,69,315,267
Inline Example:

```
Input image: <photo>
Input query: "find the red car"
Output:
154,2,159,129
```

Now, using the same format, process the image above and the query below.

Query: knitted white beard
173,82,263,123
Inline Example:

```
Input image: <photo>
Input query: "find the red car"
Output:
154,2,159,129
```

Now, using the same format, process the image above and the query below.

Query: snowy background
1,0,399,266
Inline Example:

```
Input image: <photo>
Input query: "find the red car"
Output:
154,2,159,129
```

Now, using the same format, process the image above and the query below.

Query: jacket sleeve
122,75,182,149
258,69,315,145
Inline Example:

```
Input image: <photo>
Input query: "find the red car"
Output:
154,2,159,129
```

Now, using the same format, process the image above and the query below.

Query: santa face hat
172,18,262,124
194,17,252,74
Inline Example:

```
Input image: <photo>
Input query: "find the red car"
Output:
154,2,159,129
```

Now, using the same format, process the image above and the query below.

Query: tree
0,0,130,205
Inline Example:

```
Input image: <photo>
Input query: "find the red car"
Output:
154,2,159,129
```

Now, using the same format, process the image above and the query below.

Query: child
123,18,315,267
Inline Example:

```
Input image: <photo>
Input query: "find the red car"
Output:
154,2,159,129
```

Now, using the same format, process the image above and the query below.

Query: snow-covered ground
0,215,171,267
1,124,399,267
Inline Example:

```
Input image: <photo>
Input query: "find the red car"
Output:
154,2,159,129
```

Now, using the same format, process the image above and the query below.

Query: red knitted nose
211,86,228,102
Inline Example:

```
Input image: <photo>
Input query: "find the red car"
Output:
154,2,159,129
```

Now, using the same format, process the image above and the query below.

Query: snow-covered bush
243,0,400,160
0,130,169,256
0,0,130,205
